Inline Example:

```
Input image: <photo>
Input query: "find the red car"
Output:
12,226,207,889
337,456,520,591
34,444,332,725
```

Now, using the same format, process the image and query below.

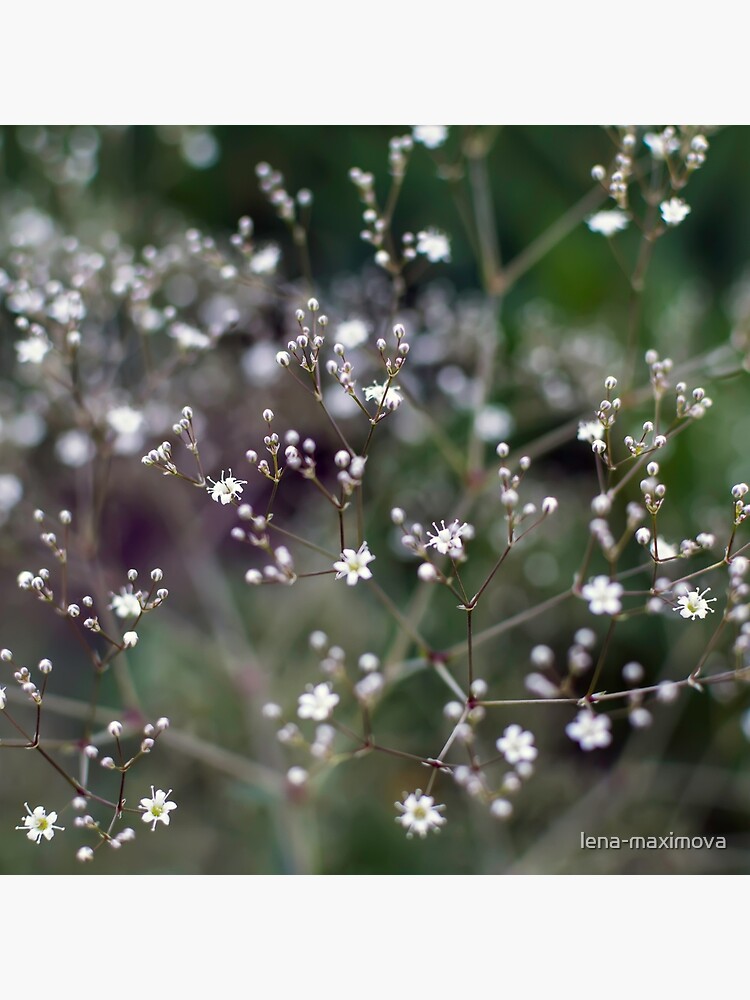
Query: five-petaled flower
426,519,472,559
110,586,142,619
333,541,375,585
395,789,446,838
207,469,247,505
660,197,691,227
566,711,612,751
139,787,177,831
363,383,403,412
581,576,623,615
297,682,340,721
16,803,64,844
496,724,538,765
416,228,451,263
673,587,717,621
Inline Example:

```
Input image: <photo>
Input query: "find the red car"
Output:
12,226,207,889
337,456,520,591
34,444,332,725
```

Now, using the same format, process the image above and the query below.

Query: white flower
16,335,51,364
110,586,142,618
581,576,623,615
168,322,211,351
336,318,369,350
586,210,630,236
426,519,472,558
139,787,177,831
0,686,6,710
16,803,64,843
363,383,403,411
566,711,612,751
673,587,717,621
650,536,679,560
333,541,375,585
207,469,247,505
122,630,139,648
644,130,680,160
249,244,281,275
395,789,446,838
496,724,538,765
297,682,339,721
660,197,691,227
106,405,144,437
577,420,605,443
0,474,23,513
416,228,451,263
412,126,449,149
55,429,95,467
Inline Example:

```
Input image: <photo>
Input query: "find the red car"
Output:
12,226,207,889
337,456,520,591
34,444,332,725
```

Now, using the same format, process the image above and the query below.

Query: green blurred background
1,125,750,874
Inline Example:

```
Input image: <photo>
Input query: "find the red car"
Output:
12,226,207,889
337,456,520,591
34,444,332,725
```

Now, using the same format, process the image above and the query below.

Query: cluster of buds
334,451,367,498
675,382,712,420
595,375,621,443
732,483,750,526
277,300,327,375
1,649,47,706
255,162,311,226
591,128,637,210
623,421,667,457
141,440,178,476
640,461,667,515
645,349,674,399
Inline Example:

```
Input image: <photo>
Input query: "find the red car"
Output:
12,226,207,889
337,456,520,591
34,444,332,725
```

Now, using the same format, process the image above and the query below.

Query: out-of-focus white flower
336,319,369,350
581,576,623,615
249,244,281,275
586,210,630,236
297,682,339,721
412,126,449,149
16,335,51,364
660,197,691,227
496,724,538,765
395,790,446,838
416,228,451,263
566,711,612,751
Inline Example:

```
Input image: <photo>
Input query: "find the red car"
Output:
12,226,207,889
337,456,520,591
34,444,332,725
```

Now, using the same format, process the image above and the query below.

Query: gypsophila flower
110,586,142,618
16,335,52,364
644,130,680,160
395,790,446,838
577,420,606,443
416,228,451,263
566,711,612,751
363,383,403,411
412,126,449,149
297,682,339,721
496,724,538,765
660,197,691,227
581,576,623,615
586,210,630,236
139,787,177,831
333,541,375,585
15,803,64,844
0,686,6,710
674,587,717,621
206,469,247,505
426,519,472,558
336,318,369,349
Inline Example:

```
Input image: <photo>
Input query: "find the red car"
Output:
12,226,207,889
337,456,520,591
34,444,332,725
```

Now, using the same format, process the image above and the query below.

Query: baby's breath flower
395,790,446,838
566,711,612,751
581,576,623,615
110,586,142,618
297,682,339,721
412,126,448,149
496,724,538,765
660,197,691,227
206,469,247,505
577,420,605,444
426,519,472,558
586,210,630,236
15,803,64,844
139,787,177,831
673,587,717,621
416,228,451,263
333,541,375,586
363,383,403,411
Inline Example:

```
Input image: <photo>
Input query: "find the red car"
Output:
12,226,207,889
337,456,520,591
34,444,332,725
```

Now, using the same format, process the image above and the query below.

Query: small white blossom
581,576,623,615
586,210,630,237
644,130,680,160
168,322,211,350
16,335,52,364
660,197,691,227
139,787,177,831
416,228,451,263
395,789,446,838
0,686,5,710
673,587,717,621
363,383,403,411
426,519,472,558
577,420,606,444
207,469,247,505
336,318,369,349
566,711,612,751
412,126,449,149
122,631,139,648
249,244,281,275
297,682,339,721
110,586,142,618
333,541,375,586
16,803,64,844
496,725,538,765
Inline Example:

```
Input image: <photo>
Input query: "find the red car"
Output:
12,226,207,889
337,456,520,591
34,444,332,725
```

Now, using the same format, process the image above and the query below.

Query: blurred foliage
1,125,750,874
